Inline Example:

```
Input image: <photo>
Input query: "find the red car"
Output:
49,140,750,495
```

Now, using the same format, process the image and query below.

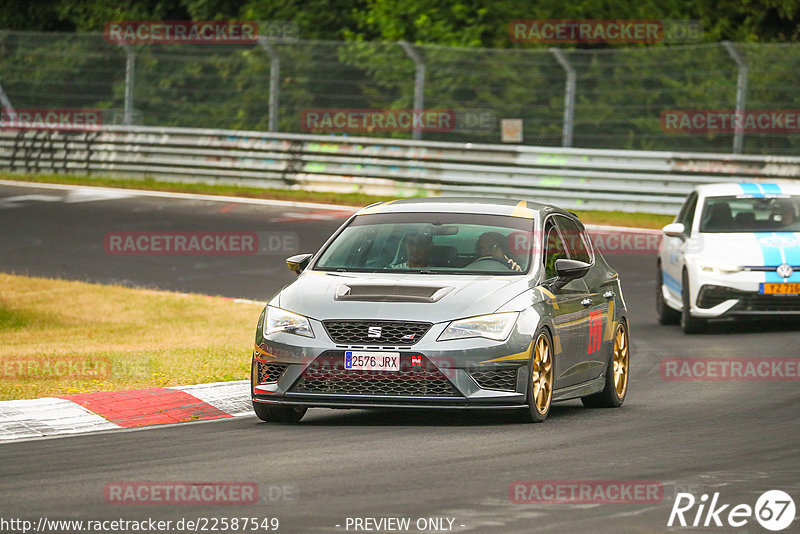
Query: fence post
122,44,136,125
258,36,280,132
550,48,575,148
0,81,15,119
722,41,748,154
399,41,425,140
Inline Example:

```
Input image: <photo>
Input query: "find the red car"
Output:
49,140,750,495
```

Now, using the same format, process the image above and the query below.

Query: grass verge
0,273,261,401
2,173,673,229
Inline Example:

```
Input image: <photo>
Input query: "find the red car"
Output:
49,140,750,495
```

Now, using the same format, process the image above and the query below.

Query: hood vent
335,284,453,303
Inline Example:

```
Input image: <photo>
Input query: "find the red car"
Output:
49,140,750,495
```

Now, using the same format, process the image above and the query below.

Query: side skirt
662,284,683,311
552,374,606,403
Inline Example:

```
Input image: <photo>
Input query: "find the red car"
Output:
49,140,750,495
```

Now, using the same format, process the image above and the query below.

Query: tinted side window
679,192,698,234
554,215,591,263
543,218,568,279
675,196,691,224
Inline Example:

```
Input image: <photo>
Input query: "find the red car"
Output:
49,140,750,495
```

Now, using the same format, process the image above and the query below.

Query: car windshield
314,212,535,274
699,195,800,233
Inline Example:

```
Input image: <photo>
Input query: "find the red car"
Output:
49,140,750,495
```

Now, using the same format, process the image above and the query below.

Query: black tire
656,263,680,325
253,402,307,423
518,328,554,423
582,320,629,408
680,270,706,334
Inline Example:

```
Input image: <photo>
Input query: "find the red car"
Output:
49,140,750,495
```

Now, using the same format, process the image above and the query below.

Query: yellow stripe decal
357,200,395,215
553,334,563,354
480,340,534,363
253,344,277,358
605,299,616,341
536,285,559,309
511,200,536,219
558,315,591,328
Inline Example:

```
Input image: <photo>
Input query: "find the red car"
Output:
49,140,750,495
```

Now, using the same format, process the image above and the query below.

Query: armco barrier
1,126,798,214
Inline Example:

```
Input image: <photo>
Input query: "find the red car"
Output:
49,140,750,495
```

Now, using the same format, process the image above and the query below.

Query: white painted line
0,194,63,209
0,179,360,212
232,298,268,306
170,380,252,417
63,188,134,203
178,293,266,306
0,180,666,233
0,397,119,440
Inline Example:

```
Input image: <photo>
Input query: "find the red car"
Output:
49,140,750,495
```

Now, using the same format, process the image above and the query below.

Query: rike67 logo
668,490,795,531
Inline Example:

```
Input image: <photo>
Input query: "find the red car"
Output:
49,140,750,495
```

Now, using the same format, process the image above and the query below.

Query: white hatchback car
657,182,800,333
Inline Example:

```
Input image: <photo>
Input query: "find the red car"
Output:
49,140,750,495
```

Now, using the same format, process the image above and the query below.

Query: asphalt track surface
0,182,798,534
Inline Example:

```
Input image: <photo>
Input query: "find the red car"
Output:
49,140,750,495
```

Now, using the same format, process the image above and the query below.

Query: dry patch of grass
0,273,261,400
572,209,673,229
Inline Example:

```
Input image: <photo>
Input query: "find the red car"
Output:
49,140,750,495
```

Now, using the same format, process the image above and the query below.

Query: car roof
695,182,800,197
355,196,573,219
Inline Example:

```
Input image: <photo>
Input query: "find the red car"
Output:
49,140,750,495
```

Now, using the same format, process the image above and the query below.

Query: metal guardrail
1,126,799,214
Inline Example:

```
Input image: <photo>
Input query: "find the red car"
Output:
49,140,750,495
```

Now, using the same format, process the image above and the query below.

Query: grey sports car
251,197,630,423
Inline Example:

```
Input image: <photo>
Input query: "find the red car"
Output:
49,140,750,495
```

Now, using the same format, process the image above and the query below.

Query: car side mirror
286,253,313,275
662,222,686,240
552,259,591,290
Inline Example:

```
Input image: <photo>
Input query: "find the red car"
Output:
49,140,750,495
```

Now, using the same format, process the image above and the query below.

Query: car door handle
581,298,592,306
603,290,614,299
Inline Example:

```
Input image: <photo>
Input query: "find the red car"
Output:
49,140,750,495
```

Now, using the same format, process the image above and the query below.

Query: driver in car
775,200,797,227
476,232,522,272
391,232,432,269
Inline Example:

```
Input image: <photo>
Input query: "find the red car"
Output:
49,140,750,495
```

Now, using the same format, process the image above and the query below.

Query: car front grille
322,320,432,345
469,368,519,392
257,362,289,384
697,285,800,312
289,352,460,397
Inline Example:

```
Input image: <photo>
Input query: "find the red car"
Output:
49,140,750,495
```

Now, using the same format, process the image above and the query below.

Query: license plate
344,351,400,371
760,283,800,295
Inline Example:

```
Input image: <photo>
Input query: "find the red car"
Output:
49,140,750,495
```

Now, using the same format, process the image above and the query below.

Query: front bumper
251,317,536,410
696,285,800,316
688,266,800,318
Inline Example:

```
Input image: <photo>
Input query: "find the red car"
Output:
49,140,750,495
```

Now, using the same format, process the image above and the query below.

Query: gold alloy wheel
613,323,629,398
531,333,553,414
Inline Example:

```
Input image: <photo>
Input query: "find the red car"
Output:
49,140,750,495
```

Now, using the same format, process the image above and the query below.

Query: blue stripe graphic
755,232,800,283
738,183,783,197
739,183,763,197
759,183,783,195
662,270,682,295
781,233,800,274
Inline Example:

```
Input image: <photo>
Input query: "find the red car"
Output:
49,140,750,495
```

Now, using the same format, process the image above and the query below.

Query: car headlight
695,261,743,274
264,306,314,338
438,312,519,342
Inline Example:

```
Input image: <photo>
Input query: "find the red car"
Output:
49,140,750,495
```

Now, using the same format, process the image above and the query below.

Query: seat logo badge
367,326,382,338
776,263,794,278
